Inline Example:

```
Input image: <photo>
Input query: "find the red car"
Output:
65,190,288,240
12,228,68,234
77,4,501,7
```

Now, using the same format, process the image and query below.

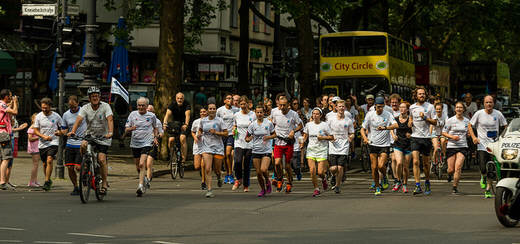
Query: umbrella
106,17,129,84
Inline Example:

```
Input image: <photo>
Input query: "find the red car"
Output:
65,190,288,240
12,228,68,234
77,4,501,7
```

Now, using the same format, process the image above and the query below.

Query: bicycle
361,142,371,173
166,122,184,180
74,135,106,204
430,139,446,180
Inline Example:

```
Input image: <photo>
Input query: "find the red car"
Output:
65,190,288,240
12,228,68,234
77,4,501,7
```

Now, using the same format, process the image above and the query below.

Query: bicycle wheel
436,152,443,180
179,157,185,179
362,145,371,172
170,149,178,180
79,155,93,204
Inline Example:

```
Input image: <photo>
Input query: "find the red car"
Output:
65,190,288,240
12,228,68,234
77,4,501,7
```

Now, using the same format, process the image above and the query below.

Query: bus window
321,36,386,57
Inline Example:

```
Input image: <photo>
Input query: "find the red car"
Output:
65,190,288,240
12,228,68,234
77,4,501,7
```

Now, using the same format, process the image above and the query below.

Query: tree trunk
155,0,185,159
339,5,363,31
238,0,250,95
294,5,315,100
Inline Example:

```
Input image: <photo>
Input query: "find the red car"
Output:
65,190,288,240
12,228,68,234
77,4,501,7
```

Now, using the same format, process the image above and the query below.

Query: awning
0,51,16,75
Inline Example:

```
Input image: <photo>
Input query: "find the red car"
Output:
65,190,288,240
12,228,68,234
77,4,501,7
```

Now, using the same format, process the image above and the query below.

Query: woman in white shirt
191,107,207,190
301,108,334,197
232,96,256,192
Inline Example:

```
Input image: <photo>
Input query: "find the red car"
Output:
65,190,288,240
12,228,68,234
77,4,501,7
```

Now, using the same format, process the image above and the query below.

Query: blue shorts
394,147,411,155
223,135,234,147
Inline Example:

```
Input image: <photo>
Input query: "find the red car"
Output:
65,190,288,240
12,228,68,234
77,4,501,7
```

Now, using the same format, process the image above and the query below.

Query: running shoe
369,182,375,190
0,183,6,190
312,189,320,197
480,175,487,189
334,186,341,194
244,187,249,192
28,181,41,187
201,182,207,190
229,175,235,184
7,182,17,188
5,183,16,191
144,177,151,189
42,180,52,191
224,175,229,184
374,187,382,196
205,189,215,198
276,180,283,192
452,187,459,195
392,181,401,192
136,186,144,197
257,190,266,197
266,181,272,194
70,187,80,196
382,176,389,190
484,190,493,199
285,184,292,193
322,179,329,191
424,181,431,195
232,181,241,191
413,185,422,195
402,184,408,193
217,175,223,187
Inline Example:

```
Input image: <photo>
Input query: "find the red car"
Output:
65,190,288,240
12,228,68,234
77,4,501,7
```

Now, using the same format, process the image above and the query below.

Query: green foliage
0,6,5,16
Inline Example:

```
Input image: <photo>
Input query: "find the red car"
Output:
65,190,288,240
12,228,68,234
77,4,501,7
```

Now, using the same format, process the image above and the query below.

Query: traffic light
61,25,83,61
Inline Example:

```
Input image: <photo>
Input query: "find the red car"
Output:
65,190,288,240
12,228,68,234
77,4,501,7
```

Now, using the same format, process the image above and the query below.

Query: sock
138,184,143,188
416,182,420,187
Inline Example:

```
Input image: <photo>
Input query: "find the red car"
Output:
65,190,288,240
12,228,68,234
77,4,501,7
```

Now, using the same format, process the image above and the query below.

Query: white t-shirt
470,109,507,151
410,102,435,138
125,111,158,148
443,116,470,148
34,111,63,149
325,111,352,122
62,108,86,148
346,106,359,121
303,121,330,159
327,115,355,155
191,118,203,155
369,105,394,114
432,113,447,137
464,102,478,119
233,110,256,149
360,104,372,114
79,102,113,146
247,119,275,154
216,105,236,136
434,104,449,119
362,110,396,147
200,117,225,155
271,109,302,146
156,118,164,135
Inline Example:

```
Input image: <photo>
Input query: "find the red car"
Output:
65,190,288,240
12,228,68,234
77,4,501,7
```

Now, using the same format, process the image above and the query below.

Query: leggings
478,150,492,175
290,151,301,174
234,147,252,187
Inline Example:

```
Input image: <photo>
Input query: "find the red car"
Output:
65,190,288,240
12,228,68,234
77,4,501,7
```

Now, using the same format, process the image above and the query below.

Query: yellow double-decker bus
319,31,415,103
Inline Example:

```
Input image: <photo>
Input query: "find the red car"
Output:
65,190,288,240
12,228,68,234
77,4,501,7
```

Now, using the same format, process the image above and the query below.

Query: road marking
0,227,24,231
67,233,115,238
0,240,23,243
153,241,183,244
34,242,72,244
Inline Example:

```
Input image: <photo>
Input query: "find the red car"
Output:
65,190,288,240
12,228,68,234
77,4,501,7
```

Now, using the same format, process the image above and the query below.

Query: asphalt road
1,170,520,244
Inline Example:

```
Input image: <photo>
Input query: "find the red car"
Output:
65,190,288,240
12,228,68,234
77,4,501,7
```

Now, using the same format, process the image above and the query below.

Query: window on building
264,3,271,34
230,0,238,28
220,37,226,52
253,2,260,32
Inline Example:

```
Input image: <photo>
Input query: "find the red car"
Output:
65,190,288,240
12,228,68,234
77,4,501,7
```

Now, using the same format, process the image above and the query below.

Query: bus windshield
321,36,387,57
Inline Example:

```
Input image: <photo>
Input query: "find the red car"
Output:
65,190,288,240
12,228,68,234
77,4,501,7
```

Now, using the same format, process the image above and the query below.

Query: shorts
91,143,109,154
446,147,467,158
273,145,294,161
252,153,271,159
478,150,492,175
411,138,432,156
167,121,189,136
65,147,82,166
222,135,234,147
394,147,412,155
132,146,152,158
306,156,327,162
0,142,12,161
329,154,348,167
149,145,159,160
40,145,58,162
369,145,390,155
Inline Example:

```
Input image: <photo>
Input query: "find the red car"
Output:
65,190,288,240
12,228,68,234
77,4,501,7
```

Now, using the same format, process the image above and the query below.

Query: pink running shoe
257,189,266,197
402,184,408,193
322,179,328,191
28,182,41,187
266,181,272,194
313,189,321,197
392,182,401,192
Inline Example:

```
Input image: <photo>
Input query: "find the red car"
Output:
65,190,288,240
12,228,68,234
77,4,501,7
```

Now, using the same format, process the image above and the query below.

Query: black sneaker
452,187,459,195
334,186,341,194
42,181,52,191
330,176,336,187
217,176,223,187
70,187,80,196
0,183,6,190
136,187,144,197
201,182,207,190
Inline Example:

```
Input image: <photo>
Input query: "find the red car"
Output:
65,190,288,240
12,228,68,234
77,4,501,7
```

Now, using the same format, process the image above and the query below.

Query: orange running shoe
285,184,292,193
276,180,283,192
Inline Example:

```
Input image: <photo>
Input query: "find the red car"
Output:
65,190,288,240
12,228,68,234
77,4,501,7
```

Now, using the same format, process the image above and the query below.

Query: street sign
67,4,80,16
22,4,57,16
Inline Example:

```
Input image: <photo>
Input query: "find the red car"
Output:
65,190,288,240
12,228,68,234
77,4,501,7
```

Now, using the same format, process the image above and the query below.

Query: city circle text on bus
335,62,374,72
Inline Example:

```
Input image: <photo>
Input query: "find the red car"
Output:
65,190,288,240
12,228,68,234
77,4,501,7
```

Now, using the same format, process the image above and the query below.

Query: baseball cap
375,96,385,105
332,96,341,102
366,94,374,100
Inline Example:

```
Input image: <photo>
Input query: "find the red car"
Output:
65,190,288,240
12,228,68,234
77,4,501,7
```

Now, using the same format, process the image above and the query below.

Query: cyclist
246,105,276,197
216,93,236,185
391,102,412,193
0,89,18,190
146,105,163,184
163,92,191,168
61,95,87,195
33,98,64,191
68,86,114,195
232,96,255,192
409,86,437,195
271,97,303,193
361,96,397,196
192,107,208,190
442,101,470,194
302,108,333,197
468,95,507,198
125,97,159,197
327,100,355,194
199,102,228,198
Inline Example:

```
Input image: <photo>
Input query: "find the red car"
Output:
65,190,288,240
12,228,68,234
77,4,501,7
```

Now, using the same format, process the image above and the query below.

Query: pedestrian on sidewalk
6,115,28,188
27,113,41,187
0,89,18,190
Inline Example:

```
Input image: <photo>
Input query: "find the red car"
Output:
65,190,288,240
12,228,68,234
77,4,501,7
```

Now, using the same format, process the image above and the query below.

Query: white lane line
153,241,183,244
0,227,24,231
0,240,23,243
67,233,115,238
34,242,72,244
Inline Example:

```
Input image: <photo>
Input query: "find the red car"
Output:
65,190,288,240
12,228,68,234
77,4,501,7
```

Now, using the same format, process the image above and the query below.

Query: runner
409,86,437,195
442,101,470,194
145,105,163,185
302,108,333,197
361,96,397,196
327,100,355,194
390,102,412,193
291,98,305,181
216,93,236,184
33,98,64,191
61,95,87,195
232,96,255,192
360,94,375,115
191,107,208,190
199,103,228,198
432,102,447,177
246,105,276,197
301,98,312,121
125,97,159,197
271,97,303,193
388,94,401,187
468,95,507,198
325,96,352,121
463,93,478,119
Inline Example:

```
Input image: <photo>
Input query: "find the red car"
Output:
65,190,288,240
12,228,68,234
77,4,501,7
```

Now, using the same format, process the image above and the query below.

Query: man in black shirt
163,92,191,163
